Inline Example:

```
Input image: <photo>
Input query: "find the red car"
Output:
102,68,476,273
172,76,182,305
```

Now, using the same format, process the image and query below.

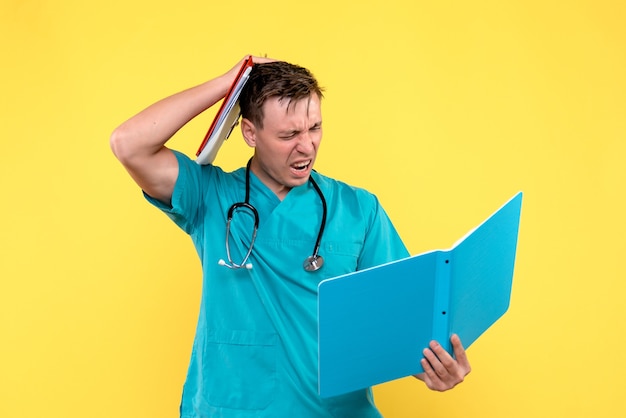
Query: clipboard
195,56,254,165
317,192,523,398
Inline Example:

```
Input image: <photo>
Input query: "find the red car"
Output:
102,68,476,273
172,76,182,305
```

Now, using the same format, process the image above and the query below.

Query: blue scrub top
147,151,409,418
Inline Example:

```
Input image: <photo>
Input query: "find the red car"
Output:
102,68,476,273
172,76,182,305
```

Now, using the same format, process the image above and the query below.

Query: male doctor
110,55,471,417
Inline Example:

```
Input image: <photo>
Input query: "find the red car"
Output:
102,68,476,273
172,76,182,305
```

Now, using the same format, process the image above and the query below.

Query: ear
240,118,257,148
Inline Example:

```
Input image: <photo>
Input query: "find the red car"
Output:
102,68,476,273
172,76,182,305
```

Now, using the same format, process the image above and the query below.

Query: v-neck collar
247,169,314,208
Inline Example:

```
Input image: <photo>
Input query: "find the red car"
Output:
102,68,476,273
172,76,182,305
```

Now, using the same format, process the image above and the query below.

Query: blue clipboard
317,192,523,398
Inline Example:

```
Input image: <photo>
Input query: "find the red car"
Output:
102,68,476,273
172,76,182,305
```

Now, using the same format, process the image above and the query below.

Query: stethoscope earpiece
218,258,253,270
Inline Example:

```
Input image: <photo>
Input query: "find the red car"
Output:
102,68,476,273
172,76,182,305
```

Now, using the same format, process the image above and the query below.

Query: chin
290,176,310,188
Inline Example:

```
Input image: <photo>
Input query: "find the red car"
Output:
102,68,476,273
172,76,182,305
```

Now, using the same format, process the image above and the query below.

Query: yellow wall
1,1,625,417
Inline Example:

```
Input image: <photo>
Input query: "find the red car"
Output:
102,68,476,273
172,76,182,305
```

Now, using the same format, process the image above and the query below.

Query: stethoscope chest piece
303,254,324,272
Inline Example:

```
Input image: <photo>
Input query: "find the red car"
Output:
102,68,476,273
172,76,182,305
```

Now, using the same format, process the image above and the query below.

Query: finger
450,334,471,372
428,340,454,365
420,358,445,391
428,340,465,378
422,347,448,378
250,55,277,65
420,357,438,381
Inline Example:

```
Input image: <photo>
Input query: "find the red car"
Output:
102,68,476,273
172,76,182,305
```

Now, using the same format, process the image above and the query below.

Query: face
242,94,323,200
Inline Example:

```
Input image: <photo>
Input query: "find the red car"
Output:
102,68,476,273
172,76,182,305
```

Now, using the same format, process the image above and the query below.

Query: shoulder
311,171,382,225
312,171,379,207
168,151,248,213
173,150,243,184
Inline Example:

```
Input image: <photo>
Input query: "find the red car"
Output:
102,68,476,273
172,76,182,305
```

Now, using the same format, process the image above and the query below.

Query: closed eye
279,131,299,140
278,122,321,140
310,122,322,131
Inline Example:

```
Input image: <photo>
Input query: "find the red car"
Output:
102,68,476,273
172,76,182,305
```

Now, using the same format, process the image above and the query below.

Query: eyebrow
278,121,322,136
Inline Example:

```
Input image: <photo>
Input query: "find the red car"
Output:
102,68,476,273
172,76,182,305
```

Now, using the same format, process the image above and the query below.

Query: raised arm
110,55,273,204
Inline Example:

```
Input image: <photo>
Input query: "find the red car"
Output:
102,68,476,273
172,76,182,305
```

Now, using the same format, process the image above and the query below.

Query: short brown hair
239,61,324,128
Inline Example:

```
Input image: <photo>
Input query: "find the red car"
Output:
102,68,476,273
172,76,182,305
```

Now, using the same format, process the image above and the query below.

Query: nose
295,131,316,154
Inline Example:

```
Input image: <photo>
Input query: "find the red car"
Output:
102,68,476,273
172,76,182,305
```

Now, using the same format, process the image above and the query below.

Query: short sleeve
357,195,410,270
144,150,211,235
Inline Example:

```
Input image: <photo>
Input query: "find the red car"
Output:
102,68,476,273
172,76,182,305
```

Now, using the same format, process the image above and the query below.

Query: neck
246,157,296,201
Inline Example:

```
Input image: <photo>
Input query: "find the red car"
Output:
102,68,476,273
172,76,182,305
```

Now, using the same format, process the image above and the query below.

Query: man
111,56,471,417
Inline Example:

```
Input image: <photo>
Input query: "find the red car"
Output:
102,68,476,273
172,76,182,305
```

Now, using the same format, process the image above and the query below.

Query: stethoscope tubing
221,158,327,272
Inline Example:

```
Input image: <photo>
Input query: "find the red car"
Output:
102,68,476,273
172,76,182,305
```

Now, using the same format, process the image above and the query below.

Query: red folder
195,56,254,165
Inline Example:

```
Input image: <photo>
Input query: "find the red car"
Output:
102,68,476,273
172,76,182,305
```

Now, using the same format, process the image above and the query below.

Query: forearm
110,75,230,162
109,55,273,203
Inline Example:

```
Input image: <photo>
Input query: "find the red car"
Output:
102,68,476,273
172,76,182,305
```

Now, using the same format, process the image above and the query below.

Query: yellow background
1,0,625,417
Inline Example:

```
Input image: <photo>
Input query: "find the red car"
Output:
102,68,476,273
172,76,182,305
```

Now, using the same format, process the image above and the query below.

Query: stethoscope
218,158,327,272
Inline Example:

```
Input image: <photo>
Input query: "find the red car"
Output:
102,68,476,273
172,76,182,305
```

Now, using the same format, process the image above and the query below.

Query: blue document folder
317,192,523,398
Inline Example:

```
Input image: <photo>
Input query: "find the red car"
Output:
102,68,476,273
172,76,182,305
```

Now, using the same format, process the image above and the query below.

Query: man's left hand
413,334,471,392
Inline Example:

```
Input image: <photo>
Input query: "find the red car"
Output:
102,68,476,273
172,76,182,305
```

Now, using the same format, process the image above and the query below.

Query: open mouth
292,160,311,172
